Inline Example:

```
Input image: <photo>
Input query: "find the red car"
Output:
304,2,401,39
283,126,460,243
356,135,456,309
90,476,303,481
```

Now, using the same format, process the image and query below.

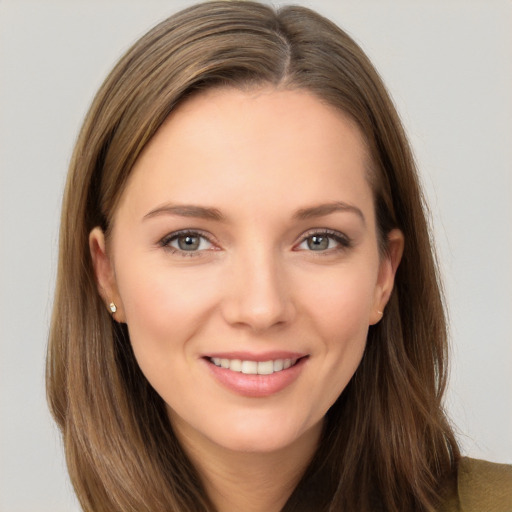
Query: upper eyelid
294,229,352,252
297,228,350,242
159,229,216,247
158,228,350,249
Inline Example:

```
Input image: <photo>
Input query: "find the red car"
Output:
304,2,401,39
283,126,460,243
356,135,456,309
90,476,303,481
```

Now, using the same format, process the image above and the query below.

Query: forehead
163,86,368,156
117,87,374,222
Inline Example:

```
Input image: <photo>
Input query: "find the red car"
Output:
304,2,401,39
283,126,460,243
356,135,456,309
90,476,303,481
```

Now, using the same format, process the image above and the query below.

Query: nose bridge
221,239,294,330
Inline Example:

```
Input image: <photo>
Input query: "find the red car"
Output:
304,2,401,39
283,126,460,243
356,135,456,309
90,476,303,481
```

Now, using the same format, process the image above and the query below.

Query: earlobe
89,227,125,322
370,229,404,325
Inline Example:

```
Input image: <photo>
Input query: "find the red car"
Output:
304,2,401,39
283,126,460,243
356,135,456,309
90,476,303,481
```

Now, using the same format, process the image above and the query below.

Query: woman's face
91,87,402,454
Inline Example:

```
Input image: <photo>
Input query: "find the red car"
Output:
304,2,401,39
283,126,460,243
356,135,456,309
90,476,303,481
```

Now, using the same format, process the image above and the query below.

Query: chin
215,431,297,454
202,413,323,455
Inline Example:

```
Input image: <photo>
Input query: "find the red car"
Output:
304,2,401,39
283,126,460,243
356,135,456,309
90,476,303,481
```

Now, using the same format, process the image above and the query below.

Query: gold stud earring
109,302,117,314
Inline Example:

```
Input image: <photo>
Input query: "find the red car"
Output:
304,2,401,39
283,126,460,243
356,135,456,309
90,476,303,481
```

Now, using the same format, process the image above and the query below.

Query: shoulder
440,457,512,512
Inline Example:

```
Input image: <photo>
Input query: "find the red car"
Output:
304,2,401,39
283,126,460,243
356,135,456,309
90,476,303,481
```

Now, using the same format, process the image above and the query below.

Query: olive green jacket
440,457,512,511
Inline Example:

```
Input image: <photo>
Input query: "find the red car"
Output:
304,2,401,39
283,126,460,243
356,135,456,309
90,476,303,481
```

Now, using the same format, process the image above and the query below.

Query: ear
369,228,404,325
89,227,126,322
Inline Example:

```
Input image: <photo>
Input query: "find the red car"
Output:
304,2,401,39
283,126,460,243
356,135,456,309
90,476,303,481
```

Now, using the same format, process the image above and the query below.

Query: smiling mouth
208,357,301,375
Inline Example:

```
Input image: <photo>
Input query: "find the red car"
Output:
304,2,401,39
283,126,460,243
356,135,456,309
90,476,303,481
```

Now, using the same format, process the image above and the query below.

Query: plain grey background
1,1,511,510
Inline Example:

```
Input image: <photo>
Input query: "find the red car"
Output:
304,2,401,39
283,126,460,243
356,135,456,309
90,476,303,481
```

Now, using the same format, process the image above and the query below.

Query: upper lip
203,351,307,362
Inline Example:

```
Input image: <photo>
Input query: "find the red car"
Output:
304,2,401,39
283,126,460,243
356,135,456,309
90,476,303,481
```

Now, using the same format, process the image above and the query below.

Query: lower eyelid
297,231,352,250
158,230,351,254
159,231,215,251
175,236,211,251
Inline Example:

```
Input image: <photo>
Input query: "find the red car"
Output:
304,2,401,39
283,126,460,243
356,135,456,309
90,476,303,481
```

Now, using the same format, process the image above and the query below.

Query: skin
90,87,403,512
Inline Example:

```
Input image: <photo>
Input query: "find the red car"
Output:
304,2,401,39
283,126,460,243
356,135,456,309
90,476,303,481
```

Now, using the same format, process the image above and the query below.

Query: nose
220,248,296,332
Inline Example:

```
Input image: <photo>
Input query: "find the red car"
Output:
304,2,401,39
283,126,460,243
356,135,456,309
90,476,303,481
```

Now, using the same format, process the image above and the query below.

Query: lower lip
204,357,307,398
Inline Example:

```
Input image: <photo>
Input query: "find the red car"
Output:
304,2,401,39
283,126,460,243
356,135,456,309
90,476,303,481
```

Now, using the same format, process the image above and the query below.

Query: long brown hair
47,2,459,511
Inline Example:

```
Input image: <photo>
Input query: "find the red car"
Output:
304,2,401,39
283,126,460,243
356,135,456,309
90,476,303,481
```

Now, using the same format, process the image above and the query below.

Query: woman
46,2,511,511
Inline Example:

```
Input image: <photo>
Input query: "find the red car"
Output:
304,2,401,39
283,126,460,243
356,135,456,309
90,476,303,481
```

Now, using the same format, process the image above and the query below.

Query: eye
296,230,351,252
160,230,214,254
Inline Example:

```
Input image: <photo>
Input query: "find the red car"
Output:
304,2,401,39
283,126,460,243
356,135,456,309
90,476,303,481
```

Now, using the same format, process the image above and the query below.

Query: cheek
299,262,378,395
114,259,220,361
302,262,378,333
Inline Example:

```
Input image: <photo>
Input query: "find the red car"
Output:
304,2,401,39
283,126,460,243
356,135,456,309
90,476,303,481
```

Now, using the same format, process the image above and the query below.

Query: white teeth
241,361,258,374
210,357,298,374
229,359,242,372
257,360,274,375
273,359,284,372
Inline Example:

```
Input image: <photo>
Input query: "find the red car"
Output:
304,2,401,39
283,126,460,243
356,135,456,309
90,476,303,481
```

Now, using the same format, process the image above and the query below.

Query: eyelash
295,229,352,255
158,229,352,257
159,230,216,257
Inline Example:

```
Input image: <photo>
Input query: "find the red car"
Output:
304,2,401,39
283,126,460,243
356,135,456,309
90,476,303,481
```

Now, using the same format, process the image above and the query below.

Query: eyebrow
293,201,365,224
143,204,225,222
143,200,365,224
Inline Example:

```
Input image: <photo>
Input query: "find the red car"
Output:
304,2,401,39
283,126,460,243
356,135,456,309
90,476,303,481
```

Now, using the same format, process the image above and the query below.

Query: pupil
178,235,200,251
308,236,328,251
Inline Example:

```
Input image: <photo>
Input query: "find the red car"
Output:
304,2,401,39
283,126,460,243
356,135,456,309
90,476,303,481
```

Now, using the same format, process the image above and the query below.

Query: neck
172,419,323,512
